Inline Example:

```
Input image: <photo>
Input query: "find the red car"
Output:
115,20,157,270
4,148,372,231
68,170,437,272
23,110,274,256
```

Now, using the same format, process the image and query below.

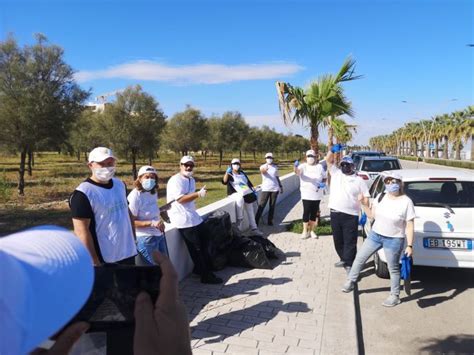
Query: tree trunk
253,151,256,163
18,148,27,195
471,135,474,161
310,124,319,156
27,148,33,176
455,140,461,160
132,150,138,180
443,136,448,159
84,152,88,161
239,150,242,161
327,123,334,153
435,139,439,159
219,150,223,168
77,151,81,161
148,156,152,166
204,150,207,162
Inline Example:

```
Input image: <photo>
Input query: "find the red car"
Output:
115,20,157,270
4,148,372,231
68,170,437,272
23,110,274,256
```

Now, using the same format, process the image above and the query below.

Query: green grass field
0,151,298,235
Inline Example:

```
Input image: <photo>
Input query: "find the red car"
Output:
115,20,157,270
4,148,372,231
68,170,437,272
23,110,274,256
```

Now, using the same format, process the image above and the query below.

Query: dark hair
134,174,158,194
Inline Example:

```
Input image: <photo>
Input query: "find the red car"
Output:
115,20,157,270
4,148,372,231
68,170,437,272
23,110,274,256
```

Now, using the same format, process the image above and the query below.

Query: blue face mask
142,178,156,191
386,183,400,193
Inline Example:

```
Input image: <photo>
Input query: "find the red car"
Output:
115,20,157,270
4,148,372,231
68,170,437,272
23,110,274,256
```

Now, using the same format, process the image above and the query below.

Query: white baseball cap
265,153,273,159
0,226,94,355
88,147,116,163
138,165,157,178
382,171,403,181
231,158,241,164
306,150,316,157
180,155,194,165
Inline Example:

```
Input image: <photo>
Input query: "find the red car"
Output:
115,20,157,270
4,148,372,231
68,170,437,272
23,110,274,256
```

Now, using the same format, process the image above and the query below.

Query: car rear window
405,181,474,208
361,160,401,172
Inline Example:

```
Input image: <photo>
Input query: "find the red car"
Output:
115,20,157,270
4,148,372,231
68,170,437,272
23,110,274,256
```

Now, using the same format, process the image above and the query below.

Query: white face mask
307,157,315,165
232,164,240,171
265,158,273,164
182,171,193,178
93,167,115,182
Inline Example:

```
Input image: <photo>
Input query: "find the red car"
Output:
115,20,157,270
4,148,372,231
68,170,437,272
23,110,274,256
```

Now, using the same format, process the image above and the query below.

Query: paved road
355,158,474,353
400,159,473,172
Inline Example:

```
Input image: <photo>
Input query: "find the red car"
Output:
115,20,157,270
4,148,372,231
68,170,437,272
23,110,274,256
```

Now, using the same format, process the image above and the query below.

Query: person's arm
72,218,101,265
405,219,415,257
260,164,269,174
129,209,136,238
276,176,283,193
222,166,232,184
358,193,374,219
294,160,301,175
325,151,336,171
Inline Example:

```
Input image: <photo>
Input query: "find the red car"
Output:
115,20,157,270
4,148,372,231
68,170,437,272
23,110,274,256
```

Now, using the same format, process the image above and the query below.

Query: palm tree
276,57,361,155
332,117,357,145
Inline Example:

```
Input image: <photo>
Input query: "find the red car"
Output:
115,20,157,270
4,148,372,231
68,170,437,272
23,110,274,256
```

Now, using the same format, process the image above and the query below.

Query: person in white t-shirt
326,146,370,269
222,158,263,236
166,155,222,284
128,165,168,265
341,171,415,307
294,149,326,240
255,153,283,226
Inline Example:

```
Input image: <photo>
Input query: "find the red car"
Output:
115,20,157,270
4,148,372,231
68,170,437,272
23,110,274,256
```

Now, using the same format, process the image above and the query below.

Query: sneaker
310,231,318,239
301,230,310,239
201,273,223,284
341,280,354,293
334,261,346,268
382,295,401,307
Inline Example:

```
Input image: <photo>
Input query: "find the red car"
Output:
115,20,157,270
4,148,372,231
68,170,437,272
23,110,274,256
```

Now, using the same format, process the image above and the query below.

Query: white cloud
75,60,304,84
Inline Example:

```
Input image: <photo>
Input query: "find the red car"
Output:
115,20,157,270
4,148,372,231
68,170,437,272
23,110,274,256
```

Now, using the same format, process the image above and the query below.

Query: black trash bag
203,211,233,270
247,235,280,260
228,237,272,269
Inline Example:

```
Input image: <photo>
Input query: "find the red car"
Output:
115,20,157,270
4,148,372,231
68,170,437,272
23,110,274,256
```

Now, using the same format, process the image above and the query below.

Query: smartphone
70,265,161,331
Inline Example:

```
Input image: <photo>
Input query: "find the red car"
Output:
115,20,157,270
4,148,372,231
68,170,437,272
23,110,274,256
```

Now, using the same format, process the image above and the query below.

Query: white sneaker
301,230,310,239
310,231,318,239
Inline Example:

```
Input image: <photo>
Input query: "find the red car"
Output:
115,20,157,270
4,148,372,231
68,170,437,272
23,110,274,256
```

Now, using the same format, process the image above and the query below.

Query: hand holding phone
134,252,192,355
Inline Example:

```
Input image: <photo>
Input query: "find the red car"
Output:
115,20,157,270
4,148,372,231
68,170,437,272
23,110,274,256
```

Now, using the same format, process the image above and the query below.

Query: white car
355,156,402,189
363,169,474,278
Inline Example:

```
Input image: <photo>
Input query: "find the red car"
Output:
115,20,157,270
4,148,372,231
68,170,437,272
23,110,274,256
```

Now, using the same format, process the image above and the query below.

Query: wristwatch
407,245,413,248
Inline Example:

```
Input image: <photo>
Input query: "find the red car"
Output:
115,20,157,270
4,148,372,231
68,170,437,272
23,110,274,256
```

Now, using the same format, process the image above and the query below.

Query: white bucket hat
306,150,316,157
265,153,273,159
0,226,94,354
180,155,194,165
231,158,241,164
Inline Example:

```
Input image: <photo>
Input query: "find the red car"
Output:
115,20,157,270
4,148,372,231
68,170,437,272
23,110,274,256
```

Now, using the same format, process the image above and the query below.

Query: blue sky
1,0,472,145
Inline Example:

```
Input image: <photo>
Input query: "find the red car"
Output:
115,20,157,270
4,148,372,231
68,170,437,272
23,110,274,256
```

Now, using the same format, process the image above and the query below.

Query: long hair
134,173,158,195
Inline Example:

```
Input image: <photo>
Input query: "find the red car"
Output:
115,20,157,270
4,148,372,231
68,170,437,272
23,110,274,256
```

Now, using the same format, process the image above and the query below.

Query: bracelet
407,245,413,248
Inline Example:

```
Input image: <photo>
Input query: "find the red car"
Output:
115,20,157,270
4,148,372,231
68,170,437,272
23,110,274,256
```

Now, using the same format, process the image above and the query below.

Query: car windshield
361,160,400,172
405,181,474,208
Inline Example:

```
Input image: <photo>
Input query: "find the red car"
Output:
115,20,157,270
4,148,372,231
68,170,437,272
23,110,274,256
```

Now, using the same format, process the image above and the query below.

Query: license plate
423,238,473,250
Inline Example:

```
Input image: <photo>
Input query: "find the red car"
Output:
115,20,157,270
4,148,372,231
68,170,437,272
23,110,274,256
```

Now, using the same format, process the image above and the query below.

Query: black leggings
179,223,213,276
302,199,321,222
255,191,279,224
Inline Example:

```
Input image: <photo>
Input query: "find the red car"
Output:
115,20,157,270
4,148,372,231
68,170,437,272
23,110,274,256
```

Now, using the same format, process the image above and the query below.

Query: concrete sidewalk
179,192,357,355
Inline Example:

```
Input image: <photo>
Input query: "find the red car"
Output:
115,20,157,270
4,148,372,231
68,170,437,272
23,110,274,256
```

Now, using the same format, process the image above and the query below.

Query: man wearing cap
255,153,283,226
69,147,137,265
326,145,370,269
294,150,326,239
166,155,222,284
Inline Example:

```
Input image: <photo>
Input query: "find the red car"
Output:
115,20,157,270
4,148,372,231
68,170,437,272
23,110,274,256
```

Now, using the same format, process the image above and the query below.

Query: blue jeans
136,235,168,265
347,230,404,296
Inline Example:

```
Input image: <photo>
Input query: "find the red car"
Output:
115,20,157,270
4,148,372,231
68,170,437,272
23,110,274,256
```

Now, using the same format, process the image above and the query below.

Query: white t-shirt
328,166,370,216
127,188,162,237
372,194,416,238
298,163,325,201
260,164,280,192
166,173,203,228
230,172,253,196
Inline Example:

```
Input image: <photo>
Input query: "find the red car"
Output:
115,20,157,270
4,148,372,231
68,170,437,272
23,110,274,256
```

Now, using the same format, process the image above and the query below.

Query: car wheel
374,252,390,279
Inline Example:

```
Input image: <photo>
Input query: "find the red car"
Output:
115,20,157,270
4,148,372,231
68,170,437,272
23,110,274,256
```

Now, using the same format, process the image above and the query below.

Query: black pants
302,199,321,222
255,191,279,224
179,223,212,276
330,210,359,266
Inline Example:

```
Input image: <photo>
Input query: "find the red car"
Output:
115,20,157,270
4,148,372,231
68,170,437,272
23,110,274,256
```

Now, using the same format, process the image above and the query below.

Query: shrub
0,172,11,203
288,218,332,235
397,155,422,162
424,158,474,170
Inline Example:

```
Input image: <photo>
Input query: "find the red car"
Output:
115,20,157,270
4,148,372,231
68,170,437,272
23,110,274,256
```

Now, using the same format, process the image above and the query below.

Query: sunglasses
384,178,399,184
306,155,316,158
182,163,194,169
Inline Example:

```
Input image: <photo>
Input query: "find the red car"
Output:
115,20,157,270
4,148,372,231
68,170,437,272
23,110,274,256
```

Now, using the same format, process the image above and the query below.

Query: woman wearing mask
294,150,326,240
255,153,283,226
222,158,263,236
128,165,167,265
341,171,415,307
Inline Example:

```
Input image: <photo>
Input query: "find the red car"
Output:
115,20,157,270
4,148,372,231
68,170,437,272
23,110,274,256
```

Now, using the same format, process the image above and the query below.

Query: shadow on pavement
192,300,310,343
418,334,474,354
